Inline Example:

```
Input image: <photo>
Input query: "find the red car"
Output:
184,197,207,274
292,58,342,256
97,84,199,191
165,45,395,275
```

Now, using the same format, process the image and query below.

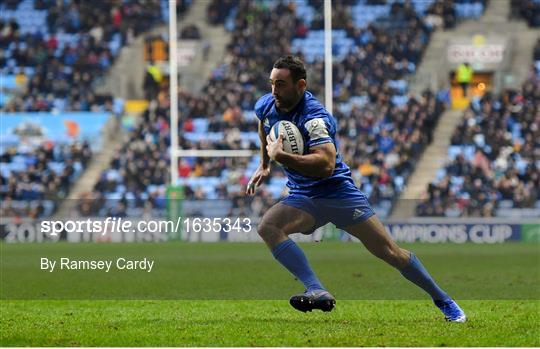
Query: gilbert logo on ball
269,120,305,156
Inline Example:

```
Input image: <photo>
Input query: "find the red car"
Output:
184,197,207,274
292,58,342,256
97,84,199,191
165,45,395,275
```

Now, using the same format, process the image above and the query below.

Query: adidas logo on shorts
353,208,364,219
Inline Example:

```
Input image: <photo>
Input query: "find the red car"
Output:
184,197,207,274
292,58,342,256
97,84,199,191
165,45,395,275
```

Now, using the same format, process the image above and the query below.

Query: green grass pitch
1,242,539,346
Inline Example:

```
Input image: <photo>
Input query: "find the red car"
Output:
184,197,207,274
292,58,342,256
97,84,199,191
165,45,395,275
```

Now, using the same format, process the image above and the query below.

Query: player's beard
276,90,302,111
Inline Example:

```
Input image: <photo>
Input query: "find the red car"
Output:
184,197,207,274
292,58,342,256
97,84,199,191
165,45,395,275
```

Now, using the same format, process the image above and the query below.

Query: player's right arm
246,121,271,196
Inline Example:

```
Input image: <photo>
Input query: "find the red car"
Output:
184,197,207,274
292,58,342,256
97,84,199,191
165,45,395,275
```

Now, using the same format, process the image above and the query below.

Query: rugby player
246,55,466,322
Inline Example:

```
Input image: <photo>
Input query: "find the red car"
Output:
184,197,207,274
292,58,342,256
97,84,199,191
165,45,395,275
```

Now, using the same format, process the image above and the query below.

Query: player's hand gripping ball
268,120,305,157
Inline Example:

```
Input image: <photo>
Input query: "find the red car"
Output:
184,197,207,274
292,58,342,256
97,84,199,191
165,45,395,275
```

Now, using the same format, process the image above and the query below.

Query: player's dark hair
273,55,307,82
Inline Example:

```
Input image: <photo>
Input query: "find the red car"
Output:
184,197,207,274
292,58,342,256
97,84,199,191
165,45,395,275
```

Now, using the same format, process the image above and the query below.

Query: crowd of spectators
295,1,442,206
180,24,201,40
206,0,236,26
1,0,166,113
511,0,540,27
425,0,458,29
81,0,446,218
14,0,537,222
337,90,443,204
44,1,163,44
1,141,92,218
0,0,189,219
76,91,169,217
416,73,539,217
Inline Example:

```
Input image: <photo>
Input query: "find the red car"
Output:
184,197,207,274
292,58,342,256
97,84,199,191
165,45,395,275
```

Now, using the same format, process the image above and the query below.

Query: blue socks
400,252,450,302
272,239,325,292
271,241,447,300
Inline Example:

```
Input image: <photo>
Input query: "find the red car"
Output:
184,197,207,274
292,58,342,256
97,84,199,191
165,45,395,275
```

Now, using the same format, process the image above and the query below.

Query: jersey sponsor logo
305,118,329,141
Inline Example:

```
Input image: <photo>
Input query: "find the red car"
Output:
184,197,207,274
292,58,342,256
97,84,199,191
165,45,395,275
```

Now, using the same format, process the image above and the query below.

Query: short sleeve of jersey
304,117,333,148
301,105,334,149
254,93,274,121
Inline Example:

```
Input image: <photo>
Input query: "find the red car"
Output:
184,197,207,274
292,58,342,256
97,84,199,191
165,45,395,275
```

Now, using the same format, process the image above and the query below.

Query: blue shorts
280,180,375,231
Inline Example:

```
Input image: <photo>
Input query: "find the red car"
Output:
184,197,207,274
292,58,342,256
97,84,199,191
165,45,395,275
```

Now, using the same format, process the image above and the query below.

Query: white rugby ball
269,120,304,155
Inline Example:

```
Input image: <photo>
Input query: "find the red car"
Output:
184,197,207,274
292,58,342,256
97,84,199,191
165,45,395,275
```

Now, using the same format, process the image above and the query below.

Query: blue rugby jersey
254,91,354,196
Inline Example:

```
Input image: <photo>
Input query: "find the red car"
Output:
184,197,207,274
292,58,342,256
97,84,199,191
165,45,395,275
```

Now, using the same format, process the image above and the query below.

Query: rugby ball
269,120,304,155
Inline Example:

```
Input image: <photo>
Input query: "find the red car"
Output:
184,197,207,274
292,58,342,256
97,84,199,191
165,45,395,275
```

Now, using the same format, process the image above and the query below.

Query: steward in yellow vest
456,62,473,97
